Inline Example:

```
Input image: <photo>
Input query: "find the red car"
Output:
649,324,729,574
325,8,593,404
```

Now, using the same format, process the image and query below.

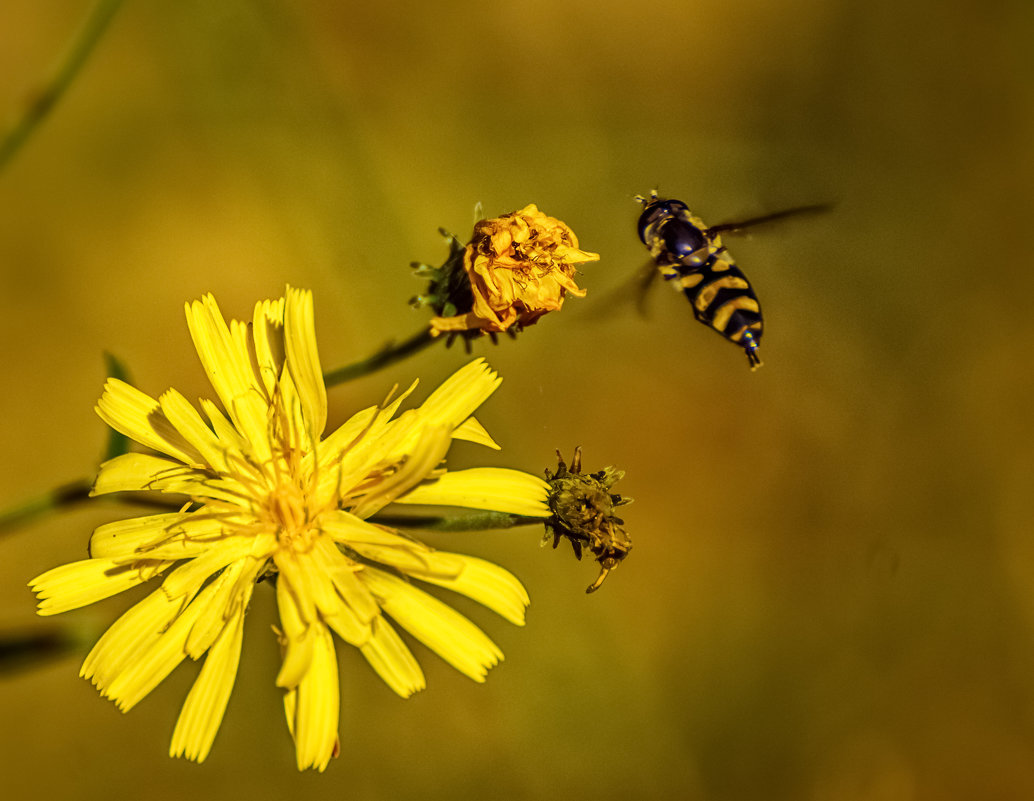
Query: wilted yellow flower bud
427,204,599,335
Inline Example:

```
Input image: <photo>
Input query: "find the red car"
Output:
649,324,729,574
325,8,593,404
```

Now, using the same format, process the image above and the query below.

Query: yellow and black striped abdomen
673,254,763,369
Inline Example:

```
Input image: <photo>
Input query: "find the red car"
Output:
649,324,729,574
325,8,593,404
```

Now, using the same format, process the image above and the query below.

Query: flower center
265,478,315,549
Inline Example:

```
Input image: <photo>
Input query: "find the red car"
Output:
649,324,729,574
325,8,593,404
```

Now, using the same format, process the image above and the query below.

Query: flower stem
323,327,437,387
0,622,102,675
101,351,133,459
0,478,92,535
370,511,545,532
0,0,124,174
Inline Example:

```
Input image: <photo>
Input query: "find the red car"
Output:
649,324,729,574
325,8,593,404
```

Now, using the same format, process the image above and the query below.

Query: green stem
369,511,545,532
102,352,131,459
0,0,124,173
0,480,220,535
0,622,102,675
0,478,92,535
323,327,438,387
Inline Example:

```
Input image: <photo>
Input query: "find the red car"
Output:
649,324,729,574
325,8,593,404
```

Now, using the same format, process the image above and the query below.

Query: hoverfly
635,191,829,370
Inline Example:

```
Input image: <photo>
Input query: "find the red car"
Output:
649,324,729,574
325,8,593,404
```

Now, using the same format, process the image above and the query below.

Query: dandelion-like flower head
30,287,549,770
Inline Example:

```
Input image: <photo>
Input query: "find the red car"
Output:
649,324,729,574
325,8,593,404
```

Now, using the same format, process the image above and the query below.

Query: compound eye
637,206,662,243
637,203,676,243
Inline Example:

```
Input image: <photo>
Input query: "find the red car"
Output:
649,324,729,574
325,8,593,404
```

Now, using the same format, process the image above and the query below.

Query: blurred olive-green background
3,1,1034,799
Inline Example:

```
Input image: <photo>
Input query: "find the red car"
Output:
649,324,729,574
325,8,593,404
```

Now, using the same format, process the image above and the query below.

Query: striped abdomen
670,254,763,369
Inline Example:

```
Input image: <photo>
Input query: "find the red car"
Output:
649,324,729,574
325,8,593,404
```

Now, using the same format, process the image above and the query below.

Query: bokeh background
2,1,1033,799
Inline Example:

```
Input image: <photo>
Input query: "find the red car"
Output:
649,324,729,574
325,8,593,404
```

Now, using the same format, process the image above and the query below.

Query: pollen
266,480,311,542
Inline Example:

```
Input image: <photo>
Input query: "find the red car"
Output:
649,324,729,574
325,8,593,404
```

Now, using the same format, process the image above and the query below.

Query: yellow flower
29,287,550,771
429,204,599,335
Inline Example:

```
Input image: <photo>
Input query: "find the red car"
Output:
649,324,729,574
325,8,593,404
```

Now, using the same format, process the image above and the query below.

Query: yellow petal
395,467,551,517
30,558,172,616
91,452,200,496
350,425,453,519
451,416,500,449
158,388,229,472
418,359,502,431
429,311,492,334
323,605,372,648
275,539,378,638
319,511,459,576
103,584,208,711
315,405,376,465
275,570,316,689
362,568,503,682
160,539,264,600
252,296,286,398
185,558,261,659
199,398,250,454
95,379,204,466
310,383,420,510
81,586,185,690
319,510,428,547
184,294,271,463
284,286,327,440
409,552,530,626
311,537,380,624
89,512,222,560
170,588,248,763
288,623,339,772
320,510,468,578
358,615,425,698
